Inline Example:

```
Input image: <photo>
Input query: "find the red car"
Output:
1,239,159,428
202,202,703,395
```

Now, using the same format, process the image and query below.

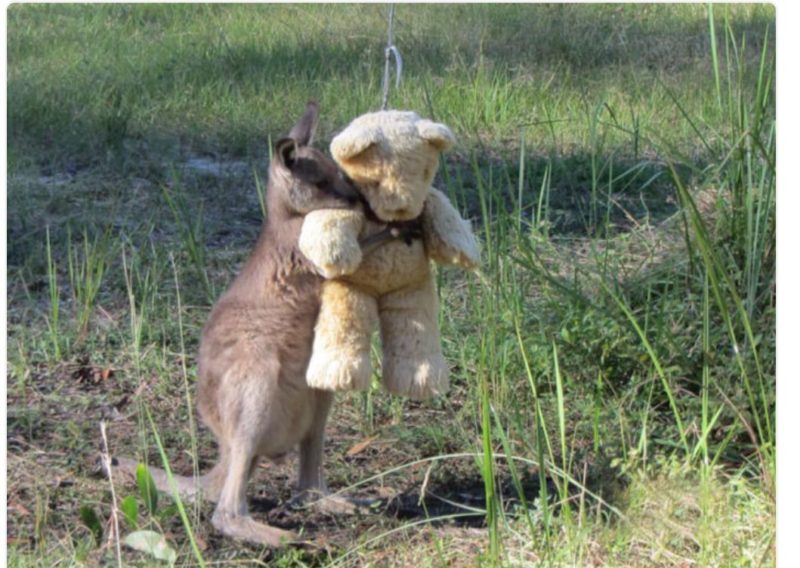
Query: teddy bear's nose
378,188,423,220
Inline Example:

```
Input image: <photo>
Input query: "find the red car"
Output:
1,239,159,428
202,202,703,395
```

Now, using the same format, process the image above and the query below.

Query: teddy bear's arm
298,209,365,278
421,188,480,269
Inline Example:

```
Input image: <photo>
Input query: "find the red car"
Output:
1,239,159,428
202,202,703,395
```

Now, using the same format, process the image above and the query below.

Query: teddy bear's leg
306,281,378,392
378,276,449,399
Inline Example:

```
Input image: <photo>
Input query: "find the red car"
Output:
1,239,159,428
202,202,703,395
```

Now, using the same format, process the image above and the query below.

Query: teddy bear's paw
448,243,481,270
317,246,363,278
300,242,362,278
421,189,482,270
306,349,372,391
382,354,450,399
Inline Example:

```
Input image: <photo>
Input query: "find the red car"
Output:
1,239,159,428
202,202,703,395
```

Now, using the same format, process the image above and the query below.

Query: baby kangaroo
112,102,403,546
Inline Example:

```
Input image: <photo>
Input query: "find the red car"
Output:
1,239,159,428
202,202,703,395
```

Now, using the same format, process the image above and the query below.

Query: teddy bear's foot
382,353,449,399
306,349,373,392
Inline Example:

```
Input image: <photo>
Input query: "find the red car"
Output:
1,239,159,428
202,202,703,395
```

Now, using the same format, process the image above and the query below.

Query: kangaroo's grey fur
112,102,394,546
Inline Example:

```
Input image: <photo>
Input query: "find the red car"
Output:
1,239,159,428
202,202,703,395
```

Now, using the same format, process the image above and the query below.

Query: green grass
7,4,774,567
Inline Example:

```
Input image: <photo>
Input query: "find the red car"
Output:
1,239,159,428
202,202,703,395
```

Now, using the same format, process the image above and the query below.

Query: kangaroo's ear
288,101,320,147
331,124,381,163
274,137,298,171
417,120,455,151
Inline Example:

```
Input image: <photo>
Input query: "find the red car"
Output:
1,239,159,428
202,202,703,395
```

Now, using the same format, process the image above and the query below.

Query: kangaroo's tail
106,455,225,503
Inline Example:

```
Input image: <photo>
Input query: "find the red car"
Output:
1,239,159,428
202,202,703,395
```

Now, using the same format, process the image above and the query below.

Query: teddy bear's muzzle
386,207,413,220
376,200,425,222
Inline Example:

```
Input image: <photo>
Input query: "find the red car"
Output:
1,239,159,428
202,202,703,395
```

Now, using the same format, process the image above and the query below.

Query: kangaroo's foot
212,510,297,547
289,489,374,515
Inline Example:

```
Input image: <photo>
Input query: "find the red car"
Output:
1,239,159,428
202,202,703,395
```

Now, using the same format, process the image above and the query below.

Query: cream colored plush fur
298,111,480,399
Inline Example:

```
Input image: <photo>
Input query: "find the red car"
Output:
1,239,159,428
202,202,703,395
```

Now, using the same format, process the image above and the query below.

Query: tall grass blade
162,180,215,304
491,409,537,541
44,226,61,359
517,128,526,233
144,407,206,568
670,166,773,473
600,281,689,455
708,5,723,112
170,254,202,522
479,369,499,562
552,341,572,524
66,226,114,339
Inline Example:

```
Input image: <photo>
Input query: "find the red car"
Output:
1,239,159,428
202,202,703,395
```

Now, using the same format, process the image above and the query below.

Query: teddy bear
298,110,480,399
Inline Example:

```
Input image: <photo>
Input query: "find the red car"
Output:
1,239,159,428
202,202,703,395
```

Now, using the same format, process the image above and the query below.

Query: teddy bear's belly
342,236,430,295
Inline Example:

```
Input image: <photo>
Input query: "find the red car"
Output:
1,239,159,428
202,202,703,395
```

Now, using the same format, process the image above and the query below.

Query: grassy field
6,4,775,566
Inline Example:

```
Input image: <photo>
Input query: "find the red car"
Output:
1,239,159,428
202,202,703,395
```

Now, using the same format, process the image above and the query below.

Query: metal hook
381,4,402,110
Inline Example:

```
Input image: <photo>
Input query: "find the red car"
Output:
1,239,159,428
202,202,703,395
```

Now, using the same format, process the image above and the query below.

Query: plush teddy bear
298,110,480,399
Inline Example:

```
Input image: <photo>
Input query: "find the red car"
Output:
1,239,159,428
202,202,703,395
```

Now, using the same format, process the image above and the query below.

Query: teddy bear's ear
331,125,381,163
417,120,456,151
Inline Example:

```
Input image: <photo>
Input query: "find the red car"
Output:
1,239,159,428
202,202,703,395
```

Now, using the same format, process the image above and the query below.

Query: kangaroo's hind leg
296,389,334,495
210,440,295,546
292,389,368,514
209,360,297,547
